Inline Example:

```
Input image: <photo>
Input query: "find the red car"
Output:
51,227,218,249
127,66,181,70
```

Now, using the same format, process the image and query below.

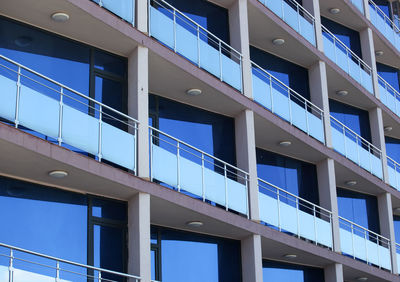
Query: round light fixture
186,221,204,227
186,88,202,96
375,50,384,56
345,180,357,186
329,8,341,14
51,12,70,22
48,170,69,178
356,277,368,282
283,254,297,259
272,38,285,46
384,126,393,132
336,90,348,97
279,141,292,147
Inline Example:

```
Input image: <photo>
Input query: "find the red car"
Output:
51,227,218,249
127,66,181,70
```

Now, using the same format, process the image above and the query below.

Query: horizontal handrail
0,54,139,125
149,126,249,176
321,25,372,73
387,155,400,168
150,0,242,59
369,0,400,33
287,0,315,22
251,61,324,115
378,74,400,100
339,216,390,244
330,115,382,155
258,178,332,215
0,242,141,280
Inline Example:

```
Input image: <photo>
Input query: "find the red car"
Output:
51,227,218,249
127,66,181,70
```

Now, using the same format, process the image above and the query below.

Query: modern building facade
1,0,400,281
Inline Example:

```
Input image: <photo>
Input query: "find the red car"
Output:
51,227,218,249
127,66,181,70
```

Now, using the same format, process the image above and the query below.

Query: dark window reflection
262,259,324,282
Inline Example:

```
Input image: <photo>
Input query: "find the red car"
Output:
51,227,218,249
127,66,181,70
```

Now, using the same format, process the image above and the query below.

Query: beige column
360,28,379,98
317,158,341,252
241,235,263,282
136,0,148,33
302,0,324,51
324,263,344,282
128,46,149,179
128,192,151,282
378,192,398,274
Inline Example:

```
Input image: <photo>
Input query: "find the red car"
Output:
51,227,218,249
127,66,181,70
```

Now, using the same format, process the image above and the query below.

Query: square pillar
128,46,149,179
241,235,263,282
378,192,398,274
324,263,344,282
309,61,332,148
360,28,379,98
302,0,324,51
317,158,341,252
235,110,259,221
128,192,151,282
136,0,148,33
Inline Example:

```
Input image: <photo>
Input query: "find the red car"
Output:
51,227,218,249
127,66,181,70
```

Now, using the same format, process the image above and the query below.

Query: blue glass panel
283,1,299,32
221,52,242,91
265,0,283,18
176,23,199,64
0,71,17,122
351,0,365,14
252,69,272,110
93,0,134,24
299,16,316,45
199,39,220,78
91,197,127,221
94,50,126,77
377,62,400,92
150,7,174,49
262,259,324,282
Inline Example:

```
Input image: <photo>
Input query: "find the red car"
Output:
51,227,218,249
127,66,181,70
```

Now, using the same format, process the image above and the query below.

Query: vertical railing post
351,223,356,259
346,49,351,76
305,101,310,136
56,261,60,282
98,105,103,162
245,174,249,219
58,87,63,146
269,75,274,112
333,35,338,65
239,55,243,93
296,198,300,238
177,141,180,192
14,66,21,128
148,0,151,37
134,123,138,175
369,145,373,175
356,136,361,166
364,231,369,265
219,41,223,82
8,248,13,282
224,163,228,211
296,4,301,33
173,9,176,52
197,26,201,68
342,124,348,158
201,154,205,202
277,188,281,231
358,61,363,86
288,90,292,125
149,128,154,181
313,205,317,245
98,271,102,281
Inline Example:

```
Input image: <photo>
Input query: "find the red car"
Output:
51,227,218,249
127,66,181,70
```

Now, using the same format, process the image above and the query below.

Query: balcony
251,62,325,143
148,0,243,92
350,0,365,14
387,156,400,191
149,127,249,217
0,242,141,281
397,243,400,273
90,0,135,25
330,116,383,179
378,75,400,117
322,26,374,94
339,217,392,271
258,179,333,249
0,54,138,173
368,0,400,53
257,0,316,46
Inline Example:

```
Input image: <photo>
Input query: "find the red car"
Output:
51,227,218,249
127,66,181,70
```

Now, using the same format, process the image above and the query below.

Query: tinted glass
94,50,126,77
91,197,127,221
263,260,324,282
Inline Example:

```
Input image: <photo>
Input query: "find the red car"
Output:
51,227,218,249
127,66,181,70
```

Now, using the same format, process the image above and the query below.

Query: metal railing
149,126,250,217
387,156,400,191
258,0,317,45
321,25,374,94
339,216,392,271
258,178,333,248
0,242,141,281
368,0,400,51
148,0,243,92
251,61,325,143
0,54,138,173
330,116,383,178
90,0,135,25
378,74,400,116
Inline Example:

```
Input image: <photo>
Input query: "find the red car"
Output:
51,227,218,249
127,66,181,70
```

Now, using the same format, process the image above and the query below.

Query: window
262,260,324,282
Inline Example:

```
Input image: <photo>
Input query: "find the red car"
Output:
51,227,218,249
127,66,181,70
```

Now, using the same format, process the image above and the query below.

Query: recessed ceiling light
51,12,70,22
375,50,384,56
48,170,69,178
336,90,348,96
329,8,341,14
345,180,357,186
186,221,203,227
186,88,202,96
14,36,33,47
356,277,368,282
279,141,292,147
272,38,285,45
384,126,393,132
283,254,297,259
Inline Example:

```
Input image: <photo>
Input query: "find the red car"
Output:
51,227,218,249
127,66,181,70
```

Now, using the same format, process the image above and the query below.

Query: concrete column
369,107,389,183
241,235,263,282
302,0,324,51
235,110,259,221
128,192,151,282
363,0,371,20
324,263,344,282
136,0,148,33
309,61,332,148
378,192,398,274
317,158,341,252
360,28,379,98
128,46,149,179
229,0,253,98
